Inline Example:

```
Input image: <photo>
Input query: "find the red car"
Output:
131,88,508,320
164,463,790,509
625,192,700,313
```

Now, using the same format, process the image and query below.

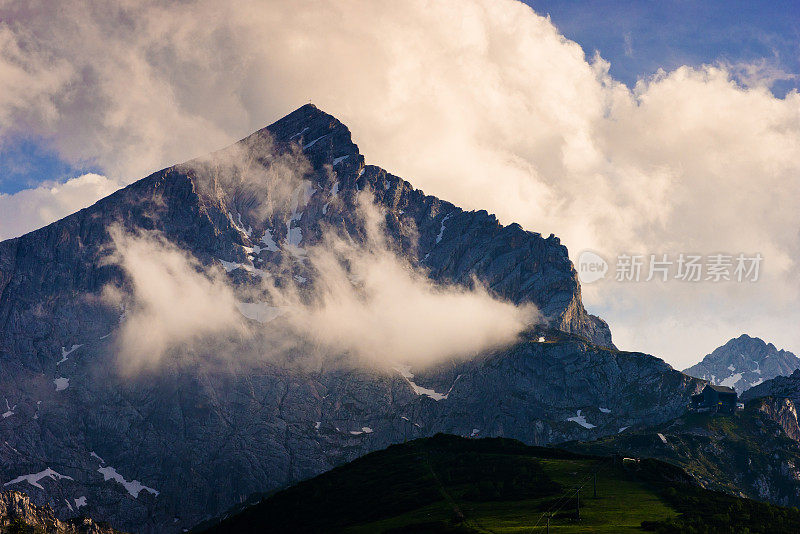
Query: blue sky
529,0,799,95
0,138,98,194
1,1,797,195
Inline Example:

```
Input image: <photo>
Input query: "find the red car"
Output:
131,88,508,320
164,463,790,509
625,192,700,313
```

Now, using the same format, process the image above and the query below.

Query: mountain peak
0,105,627,531
684,335,800,394
265,102,334,133
223,102,365,182
266,103,357,149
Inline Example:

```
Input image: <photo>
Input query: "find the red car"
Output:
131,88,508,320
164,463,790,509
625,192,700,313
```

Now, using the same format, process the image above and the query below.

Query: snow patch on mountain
285,181,315,257
436,213,453,244
259,230,279,252
567,410,596,429
228,212,252,238
2,399,15,419
98,466,159,498
393,365,453,401
303,134,327,150
53,377,69,391
242,244,260,256
285,227,303,250
290,126,309,139
58,344,83,365
720,373,743,389
235,302,284,324
400,416,422,429
218,259,267,278
322,181,340,215
4,468,74,490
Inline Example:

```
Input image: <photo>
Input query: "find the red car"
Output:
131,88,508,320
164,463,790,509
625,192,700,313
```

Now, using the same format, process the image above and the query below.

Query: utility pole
546,513,550,533
576,489,580,520
593,472,597,498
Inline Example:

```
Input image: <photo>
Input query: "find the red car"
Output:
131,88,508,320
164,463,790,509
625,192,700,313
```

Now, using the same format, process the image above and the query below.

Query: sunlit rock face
0,489,121,533
743,369,800,444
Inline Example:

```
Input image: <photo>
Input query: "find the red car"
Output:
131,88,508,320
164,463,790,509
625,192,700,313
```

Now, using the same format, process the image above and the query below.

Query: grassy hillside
564,406,800,507
196,434,800,533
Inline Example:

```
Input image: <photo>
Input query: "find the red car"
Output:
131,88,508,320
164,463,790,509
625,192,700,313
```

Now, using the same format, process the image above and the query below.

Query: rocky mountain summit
0,105,699,532
684,334,800,394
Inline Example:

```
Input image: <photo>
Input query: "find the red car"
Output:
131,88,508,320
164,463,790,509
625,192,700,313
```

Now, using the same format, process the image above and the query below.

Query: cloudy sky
0,0,798,369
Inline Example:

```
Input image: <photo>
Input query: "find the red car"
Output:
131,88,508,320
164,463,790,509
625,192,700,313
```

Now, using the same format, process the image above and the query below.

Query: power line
533,455,616,530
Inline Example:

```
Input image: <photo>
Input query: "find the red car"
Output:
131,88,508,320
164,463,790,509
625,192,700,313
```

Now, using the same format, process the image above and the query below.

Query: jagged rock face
743,368,800,403
0,490,120,533
753,396,800,443
0,105,699,533
742,369,800,443
0,334,699,533
215,104,613,345
683,334,800,394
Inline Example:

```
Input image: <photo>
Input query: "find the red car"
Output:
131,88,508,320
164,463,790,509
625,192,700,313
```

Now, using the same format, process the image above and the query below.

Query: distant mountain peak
684,335,800,394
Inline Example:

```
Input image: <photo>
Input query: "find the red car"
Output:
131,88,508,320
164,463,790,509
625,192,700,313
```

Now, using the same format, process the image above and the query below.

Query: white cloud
103,224,244,374
104,193,535,373
1,0,799,367
269,195,537,368
0,173,120,240
723,57,797,90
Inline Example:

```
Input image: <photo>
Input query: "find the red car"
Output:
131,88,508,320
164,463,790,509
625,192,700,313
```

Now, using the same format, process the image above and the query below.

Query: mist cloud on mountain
103,147,535,374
